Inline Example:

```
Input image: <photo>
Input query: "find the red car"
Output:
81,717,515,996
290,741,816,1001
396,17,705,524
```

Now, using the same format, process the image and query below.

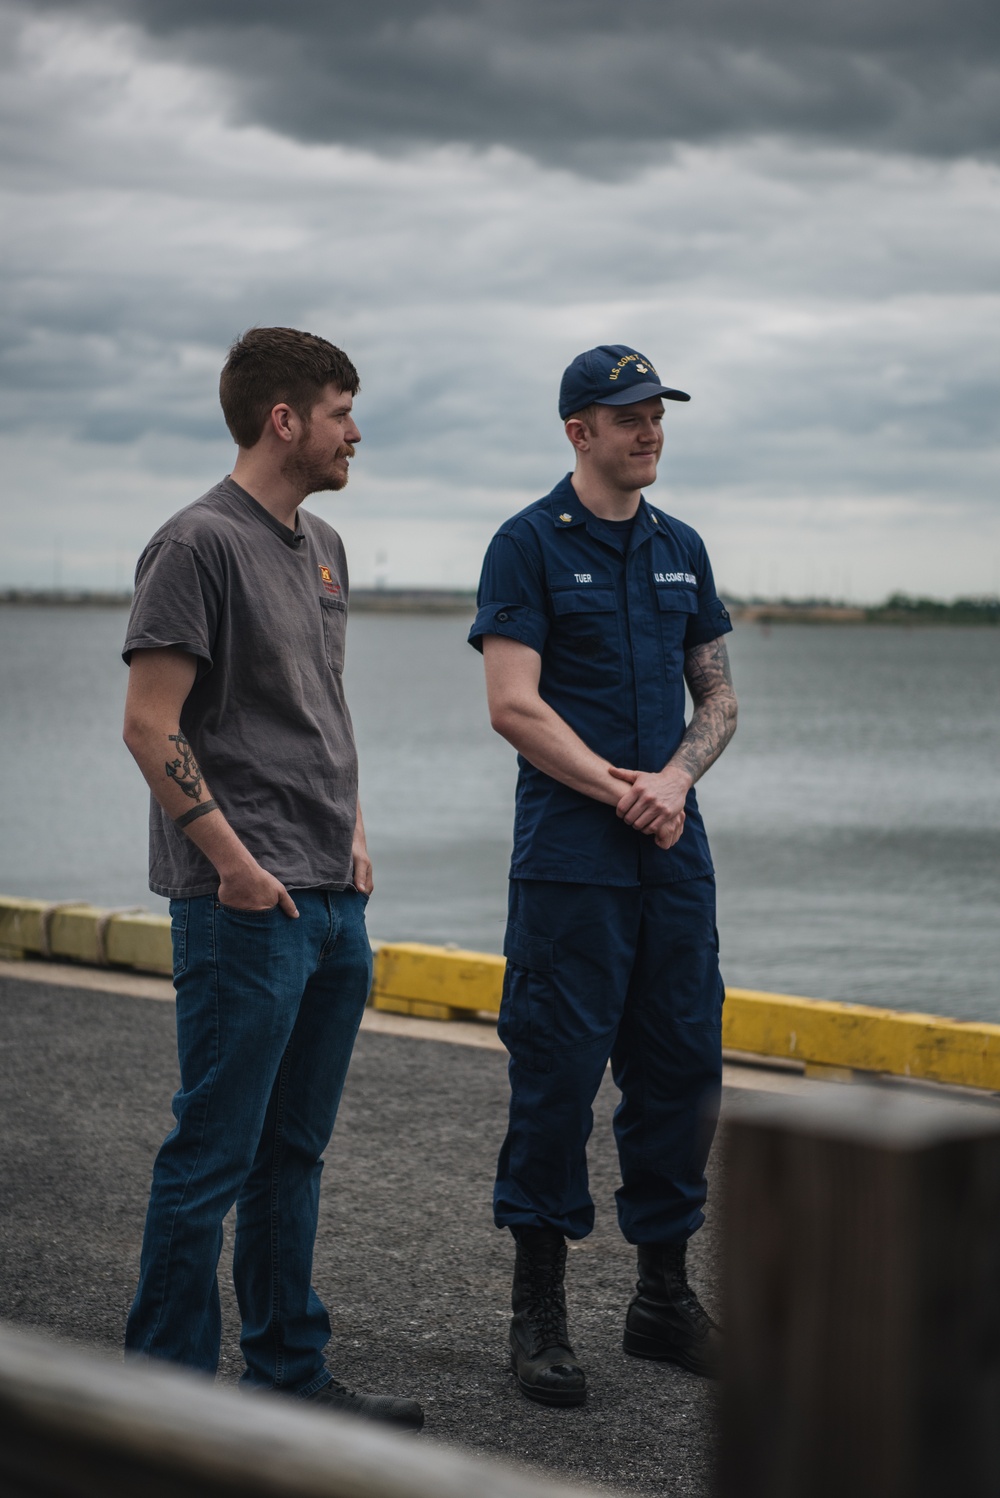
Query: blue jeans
125,888,372,1394
495,878,723,1244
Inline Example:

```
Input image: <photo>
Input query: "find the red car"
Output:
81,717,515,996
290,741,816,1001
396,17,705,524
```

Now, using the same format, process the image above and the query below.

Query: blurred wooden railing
0,1323,608,1498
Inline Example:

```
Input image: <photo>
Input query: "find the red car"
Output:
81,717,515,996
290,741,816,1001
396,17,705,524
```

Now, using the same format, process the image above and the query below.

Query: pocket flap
655,588,698,614
551,588,616,616
320,595,347,613
503,924,554,972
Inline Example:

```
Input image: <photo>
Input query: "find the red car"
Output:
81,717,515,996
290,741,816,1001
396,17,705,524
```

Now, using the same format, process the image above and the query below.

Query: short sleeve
683,542,733,650
467,530,550,656
122,539,219,673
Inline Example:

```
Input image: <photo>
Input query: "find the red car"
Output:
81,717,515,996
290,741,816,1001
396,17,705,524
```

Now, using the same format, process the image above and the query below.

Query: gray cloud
20,0,1000,169
1,0,998,598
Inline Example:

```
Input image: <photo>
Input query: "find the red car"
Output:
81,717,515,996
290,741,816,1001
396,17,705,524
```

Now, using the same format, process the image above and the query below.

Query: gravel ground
0,975,723,1496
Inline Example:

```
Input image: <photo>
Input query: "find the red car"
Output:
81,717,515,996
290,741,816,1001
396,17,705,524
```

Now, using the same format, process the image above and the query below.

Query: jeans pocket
169,898,189,980
211,900,293,990
216,902,281,921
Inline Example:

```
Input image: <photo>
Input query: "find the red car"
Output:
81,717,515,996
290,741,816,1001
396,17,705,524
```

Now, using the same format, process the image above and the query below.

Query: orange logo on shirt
319,564,340,596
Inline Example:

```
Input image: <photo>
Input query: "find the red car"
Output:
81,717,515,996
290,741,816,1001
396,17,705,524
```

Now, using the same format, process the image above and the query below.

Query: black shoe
623,1240,722,1379
509,1226,587,1407
302,1378,424,1431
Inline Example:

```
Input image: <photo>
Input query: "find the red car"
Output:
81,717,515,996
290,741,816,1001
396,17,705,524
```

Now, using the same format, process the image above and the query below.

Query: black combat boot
509,1226,587,1407
623,1240,722,1378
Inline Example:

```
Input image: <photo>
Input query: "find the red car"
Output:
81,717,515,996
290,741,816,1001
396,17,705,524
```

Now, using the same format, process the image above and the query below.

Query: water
1,608,998,1020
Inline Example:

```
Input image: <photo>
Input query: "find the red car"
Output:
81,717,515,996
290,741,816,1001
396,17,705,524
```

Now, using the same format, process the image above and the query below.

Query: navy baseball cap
558,344,690,421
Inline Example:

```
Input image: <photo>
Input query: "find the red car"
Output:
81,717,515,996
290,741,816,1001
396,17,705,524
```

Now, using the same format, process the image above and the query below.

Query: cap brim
597,381,690,406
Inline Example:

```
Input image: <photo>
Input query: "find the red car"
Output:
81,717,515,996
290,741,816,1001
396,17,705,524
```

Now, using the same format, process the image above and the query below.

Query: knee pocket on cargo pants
628,881,724,1033
499,923,621,1076
643,925,725,1033
498,924,555,1073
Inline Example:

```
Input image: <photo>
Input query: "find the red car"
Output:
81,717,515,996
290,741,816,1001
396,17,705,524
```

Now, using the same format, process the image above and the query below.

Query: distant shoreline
1,588,997,625
0,587,481,615
732,596,999,626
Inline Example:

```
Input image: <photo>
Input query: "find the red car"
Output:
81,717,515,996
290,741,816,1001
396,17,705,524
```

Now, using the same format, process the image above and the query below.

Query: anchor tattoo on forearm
165,733,204,801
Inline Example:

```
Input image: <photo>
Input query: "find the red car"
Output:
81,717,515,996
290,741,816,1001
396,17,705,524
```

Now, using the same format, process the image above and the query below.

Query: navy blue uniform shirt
469,474,733,886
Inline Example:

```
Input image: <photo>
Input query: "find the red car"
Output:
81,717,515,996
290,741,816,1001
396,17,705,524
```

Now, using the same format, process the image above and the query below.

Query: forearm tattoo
165,733,204,802
674,637,738,783
175,799,218,829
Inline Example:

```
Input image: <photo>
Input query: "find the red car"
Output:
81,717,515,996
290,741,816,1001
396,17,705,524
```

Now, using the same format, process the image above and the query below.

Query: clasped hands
608,764,692,851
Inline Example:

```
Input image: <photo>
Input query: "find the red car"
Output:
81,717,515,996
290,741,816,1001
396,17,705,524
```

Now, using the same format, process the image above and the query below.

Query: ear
267,403,298,444
564,417,591,455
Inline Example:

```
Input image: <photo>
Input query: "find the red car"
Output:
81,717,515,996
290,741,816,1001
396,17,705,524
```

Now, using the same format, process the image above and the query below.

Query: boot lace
519,1239,569,1347
662,1246,716,1333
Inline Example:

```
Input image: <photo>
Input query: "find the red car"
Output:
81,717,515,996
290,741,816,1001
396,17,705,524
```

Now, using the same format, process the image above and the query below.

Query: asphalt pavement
0,971,724,1496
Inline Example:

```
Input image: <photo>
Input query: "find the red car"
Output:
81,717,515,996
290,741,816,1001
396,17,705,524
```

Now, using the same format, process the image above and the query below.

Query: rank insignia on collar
558,512,573,522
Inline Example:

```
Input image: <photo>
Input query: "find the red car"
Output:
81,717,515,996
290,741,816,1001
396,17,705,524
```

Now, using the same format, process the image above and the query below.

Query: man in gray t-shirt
121,327,421,1431
126,479,359,899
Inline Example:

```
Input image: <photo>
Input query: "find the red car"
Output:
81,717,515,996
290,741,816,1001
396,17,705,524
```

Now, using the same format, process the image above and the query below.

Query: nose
348,418,361,444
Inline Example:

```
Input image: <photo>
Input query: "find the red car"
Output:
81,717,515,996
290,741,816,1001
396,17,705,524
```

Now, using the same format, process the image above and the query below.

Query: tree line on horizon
0,587,998,624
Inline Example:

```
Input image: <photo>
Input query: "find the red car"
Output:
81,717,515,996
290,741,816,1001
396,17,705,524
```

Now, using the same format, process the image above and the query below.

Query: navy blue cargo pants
494,877,723,1244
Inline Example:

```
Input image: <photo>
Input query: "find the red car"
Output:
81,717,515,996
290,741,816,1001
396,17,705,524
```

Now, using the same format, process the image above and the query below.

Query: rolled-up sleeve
468,530,550,656
683,543,734,650
123,539,218,675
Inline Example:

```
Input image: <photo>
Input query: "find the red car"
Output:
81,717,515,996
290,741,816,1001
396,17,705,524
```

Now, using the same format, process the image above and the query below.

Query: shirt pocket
655,587,698,678
319,595,347,672
549,587,621,676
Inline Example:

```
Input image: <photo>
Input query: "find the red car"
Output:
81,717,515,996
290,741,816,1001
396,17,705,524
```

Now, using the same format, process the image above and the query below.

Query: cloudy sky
2,0,998,599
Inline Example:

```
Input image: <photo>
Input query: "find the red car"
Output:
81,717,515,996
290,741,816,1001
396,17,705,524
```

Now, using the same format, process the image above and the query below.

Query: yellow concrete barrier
0,896,172,976
372,941,505,1021
371,941,1000,1094
722,987,1000,1093
3,898,999,1094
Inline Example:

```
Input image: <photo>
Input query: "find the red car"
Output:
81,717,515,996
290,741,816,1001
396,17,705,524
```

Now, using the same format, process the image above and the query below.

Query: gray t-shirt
124,477,358,899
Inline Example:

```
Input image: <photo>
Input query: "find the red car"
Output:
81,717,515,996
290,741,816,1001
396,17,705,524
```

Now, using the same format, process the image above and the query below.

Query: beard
281,440,354,495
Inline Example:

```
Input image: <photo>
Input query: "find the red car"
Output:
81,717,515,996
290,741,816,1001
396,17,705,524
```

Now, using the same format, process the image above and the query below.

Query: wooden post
720,1084,1000,1498
0,1323,610,1498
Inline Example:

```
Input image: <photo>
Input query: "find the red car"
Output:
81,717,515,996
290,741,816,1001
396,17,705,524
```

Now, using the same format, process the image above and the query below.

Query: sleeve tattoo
673,637,738,782
165,733,205,801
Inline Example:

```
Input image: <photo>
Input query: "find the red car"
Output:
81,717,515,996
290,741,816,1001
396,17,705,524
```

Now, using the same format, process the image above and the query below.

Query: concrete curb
372,944,1000,1095
4,896,999,1094
0,895,172,974
723,986,1000,1093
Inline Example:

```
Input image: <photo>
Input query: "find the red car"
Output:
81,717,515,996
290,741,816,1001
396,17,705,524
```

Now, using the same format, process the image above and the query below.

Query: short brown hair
219,327,360,448
564,403,603,430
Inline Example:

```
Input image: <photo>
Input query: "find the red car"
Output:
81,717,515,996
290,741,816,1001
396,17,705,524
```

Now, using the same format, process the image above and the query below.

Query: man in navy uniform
469,345,738,1407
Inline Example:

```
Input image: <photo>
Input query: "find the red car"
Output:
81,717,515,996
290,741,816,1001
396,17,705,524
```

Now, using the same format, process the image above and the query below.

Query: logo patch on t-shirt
319,565,341,596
